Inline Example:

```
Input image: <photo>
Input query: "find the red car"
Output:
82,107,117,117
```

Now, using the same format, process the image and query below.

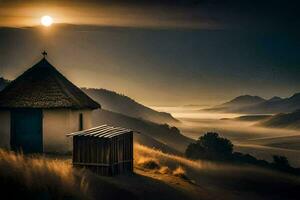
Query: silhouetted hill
245,93,300,113
83,88,179,125
224,95,266,106
259,110,300,130
238,93,300,114
204,95,266,112
206,93,300,114
268,96,283,102
92,109,193,154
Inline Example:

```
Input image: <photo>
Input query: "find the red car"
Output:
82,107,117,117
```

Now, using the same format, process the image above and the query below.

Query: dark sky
0,0,299,105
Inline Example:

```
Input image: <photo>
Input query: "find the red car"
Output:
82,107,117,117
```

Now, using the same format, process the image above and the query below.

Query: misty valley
1,75,300,200
154,105,300,167
1,1,300,199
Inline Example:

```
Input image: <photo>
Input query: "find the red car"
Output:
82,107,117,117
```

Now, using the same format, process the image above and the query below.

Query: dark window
79,113,83,131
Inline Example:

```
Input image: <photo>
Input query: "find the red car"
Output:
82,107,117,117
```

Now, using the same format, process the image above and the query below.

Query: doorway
11,109,43,153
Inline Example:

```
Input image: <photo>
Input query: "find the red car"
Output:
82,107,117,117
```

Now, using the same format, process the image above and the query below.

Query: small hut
67,124,133,176
0,54,100,153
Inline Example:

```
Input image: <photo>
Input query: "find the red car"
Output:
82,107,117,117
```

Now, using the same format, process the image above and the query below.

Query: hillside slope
134,144,300,200
92,109,193,153
2,146,300,200
83,88,179,124
204,95,266,112
258,110,300,130
222,95,266,107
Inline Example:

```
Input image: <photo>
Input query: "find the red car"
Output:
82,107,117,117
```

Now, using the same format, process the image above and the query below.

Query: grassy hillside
0,149,139,200
2,146,300,200
83,88,179,124
0,150,88,200
135,144,300,200
92,109,193,153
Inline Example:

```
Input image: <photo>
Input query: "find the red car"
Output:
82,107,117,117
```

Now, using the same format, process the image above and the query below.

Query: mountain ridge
82,88,179,125
204,95,266,112
222,95,266,107
205,93,300,114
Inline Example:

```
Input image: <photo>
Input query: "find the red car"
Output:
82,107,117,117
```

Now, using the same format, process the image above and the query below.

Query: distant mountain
258,110,300,130
92,109,193,154
238,93,300,114
204,95,266,112
205,93,300,114
83,88,179,125
0,77,10,91
222,95,266,107
268,96,283,102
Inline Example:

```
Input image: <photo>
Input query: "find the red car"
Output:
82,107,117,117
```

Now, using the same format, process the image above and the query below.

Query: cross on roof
42,51,47,58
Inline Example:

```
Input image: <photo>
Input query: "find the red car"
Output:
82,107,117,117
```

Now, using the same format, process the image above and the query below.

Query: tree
185,132,233,161
185,143,205,160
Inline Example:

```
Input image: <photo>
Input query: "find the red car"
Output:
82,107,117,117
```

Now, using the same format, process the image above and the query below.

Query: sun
41,16,53,27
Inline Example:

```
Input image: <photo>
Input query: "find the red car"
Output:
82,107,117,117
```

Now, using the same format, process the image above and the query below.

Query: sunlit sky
0,0,299,106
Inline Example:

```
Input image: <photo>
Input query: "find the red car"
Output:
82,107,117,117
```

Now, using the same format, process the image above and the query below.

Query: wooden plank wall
72,131,133,176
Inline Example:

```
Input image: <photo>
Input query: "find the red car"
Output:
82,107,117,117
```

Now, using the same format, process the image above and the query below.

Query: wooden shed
67,124,133,176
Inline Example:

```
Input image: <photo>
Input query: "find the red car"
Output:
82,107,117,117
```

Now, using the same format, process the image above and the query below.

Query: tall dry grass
134,143,220,171
134,143,300,199
0,149,89,200
134,143,204,181
1,144,300,200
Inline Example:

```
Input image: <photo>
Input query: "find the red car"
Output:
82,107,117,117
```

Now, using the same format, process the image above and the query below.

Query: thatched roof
0,58,100,109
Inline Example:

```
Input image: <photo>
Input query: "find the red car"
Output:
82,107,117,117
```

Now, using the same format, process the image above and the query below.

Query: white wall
43,109,93,153
0,110,10,149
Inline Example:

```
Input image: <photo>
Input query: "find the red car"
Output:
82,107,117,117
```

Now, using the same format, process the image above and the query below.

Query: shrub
172,166,189,180
185,132,233,161
158,166,171,174
136,157,161,170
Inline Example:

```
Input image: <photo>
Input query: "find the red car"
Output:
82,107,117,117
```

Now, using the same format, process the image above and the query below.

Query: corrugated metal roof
67,124,132,138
